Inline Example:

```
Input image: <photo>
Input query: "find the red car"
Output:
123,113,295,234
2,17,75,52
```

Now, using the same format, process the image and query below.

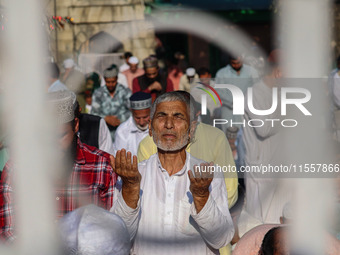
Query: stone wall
47,0,156,66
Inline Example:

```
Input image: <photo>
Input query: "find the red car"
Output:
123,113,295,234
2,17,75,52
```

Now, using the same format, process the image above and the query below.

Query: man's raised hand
110,149,141,209
188,162,214,213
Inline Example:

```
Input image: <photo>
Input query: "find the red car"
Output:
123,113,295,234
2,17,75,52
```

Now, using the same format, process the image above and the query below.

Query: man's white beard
137,124,148,131
133,118,149,131
152,127,189,152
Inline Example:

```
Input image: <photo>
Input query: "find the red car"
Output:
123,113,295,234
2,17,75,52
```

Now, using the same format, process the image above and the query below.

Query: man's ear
189,120,198,140
74,117,80,133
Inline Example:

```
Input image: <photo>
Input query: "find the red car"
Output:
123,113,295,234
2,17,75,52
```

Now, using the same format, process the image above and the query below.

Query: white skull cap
58,205,131,255
128,56,139,64
186,67,196,77
63,58,75,69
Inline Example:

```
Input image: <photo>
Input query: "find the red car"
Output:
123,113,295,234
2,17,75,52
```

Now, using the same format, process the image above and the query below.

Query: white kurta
113,116,149,156
111,152,235,255
240,80,292,235
98,118,115,155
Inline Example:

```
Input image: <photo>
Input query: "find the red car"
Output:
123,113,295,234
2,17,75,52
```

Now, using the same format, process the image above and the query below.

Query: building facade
47,0,156,67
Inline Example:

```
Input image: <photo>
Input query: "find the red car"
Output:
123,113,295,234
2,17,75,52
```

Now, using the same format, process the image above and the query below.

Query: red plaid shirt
0,139,117,242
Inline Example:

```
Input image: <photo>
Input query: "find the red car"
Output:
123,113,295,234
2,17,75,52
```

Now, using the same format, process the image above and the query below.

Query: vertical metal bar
2,0,61,253
279,0,333,254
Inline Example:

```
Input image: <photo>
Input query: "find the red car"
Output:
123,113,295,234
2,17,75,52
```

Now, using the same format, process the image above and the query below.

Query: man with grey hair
132,56,174,102
91,66,131,142
110,91,234,254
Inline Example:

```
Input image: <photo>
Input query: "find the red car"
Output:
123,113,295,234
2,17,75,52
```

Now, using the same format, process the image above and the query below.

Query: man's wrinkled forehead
153,101,189,118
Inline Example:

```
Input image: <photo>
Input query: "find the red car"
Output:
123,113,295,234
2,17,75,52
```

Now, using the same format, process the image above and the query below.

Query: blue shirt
91,84,132,141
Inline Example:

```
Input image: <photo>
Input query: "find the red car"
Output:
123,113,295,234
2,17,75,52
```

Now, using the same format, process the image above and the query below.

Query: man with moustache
132,56,174,102
114,92,151,156
91,66,131,142
111,91,234,254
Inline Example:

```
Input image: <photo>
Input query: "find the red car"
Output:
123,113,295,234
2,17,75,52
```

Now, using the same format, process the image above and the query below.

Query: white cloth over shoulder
243,80,281,168
120,63,130,73
98,118,115,155
242,80,292,229
114,116,148,156
111,152,234,255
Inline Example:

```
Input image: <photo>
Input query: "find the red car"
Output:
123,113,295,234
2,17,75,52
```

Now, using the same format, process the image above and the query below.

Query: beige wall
47,0,155,67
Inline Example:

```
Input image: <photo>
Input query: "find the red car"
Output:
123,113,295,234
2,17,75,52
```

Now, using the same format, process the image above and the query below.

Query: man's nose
164,116,174,129
140,119,147,126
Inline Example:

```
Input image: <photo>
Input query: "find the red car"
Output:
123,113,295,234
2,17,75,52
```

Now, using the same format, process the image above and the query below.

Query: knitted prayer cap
47,90,76,124
103,66,118,78
130,92,152,110
58,205,131,255
143,56,158,69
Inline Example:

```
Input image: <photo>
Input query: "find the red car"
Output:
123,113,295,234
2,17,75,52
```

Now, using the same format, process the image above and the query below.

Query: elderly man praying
110,91,234,255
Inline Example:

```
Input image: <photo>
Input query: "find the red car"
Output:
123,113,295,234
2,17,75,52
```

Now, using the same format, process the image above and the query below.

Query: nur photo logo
195,82,222,115
192,79,312,128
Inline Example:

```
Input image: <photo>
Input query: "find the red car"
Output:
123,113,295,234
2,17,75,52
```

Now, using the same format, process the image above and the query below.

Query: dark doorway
89,31,124,54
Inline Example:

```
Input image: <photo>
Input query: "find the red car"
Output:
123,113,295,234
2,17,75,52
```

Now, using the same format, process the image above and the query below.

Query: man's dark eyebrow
173,112,185,117
155,111,167,116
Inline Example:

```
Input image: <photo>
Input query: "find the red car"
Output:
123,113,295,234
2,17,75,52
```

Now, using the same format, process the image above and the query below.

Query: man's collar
130,118,139,132
156,151,188,177
103,83,121,95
